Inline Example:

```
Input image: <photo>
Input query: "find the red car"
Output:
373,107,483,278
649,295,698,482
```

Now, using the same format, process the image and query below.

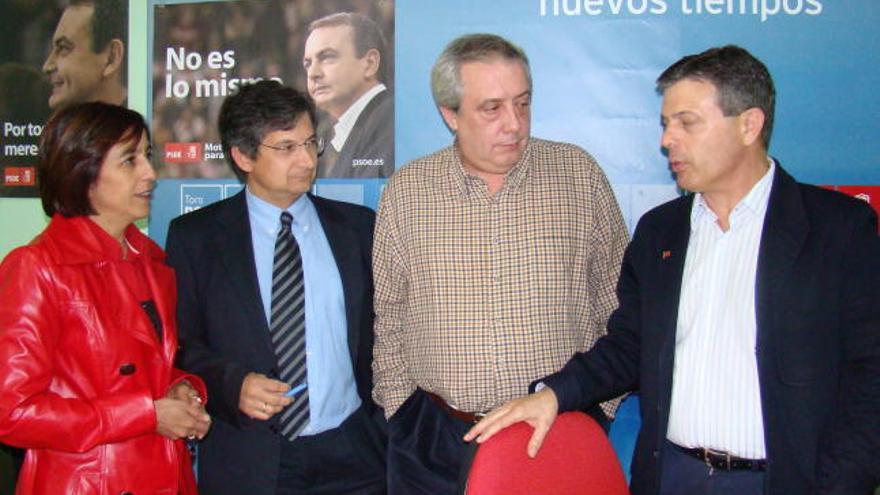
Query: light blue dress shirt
247,189,361,435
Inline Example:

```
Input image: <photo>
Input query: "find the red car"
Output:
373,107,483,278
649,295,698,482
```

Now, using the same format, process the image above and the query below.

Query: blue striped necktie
270,211,309,440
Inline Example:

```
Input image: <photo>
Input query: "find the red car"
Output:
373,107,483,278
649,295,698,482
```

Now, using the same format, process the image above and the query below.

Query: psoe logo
4,166,36,186
164,143,204,163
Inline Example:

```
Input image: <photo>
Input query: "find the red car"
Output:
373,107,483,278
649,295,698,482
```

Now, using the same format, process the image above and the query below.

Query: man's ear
231,146,255,174
101,39,125,78
363,48,380,80
439,106,458,133
739,107,765,147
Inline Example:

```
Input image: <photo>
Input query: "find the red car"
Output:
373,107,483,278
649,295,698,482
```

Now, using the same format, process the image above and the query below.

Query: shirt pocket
521,233,590,327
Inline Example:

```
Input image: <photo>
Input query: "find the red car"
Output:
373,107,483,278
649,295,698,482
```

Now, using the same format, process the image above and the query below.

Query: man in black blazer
304,12,394,178
466,46,880,495
166,80,385,494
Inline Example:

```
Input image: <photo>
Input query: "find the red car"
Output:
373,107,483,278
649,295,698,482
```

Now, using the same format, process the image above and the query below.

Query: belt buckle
702,448,732,470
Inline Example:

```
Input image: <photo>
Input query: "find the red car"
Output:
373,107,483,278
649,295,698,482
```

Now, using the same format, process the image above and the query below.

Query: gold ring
262,402,269,413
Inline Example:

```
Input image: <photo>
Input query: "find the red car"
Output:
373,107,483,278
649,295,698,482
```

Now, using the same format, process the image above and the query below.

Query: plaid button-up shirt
372,138,629,418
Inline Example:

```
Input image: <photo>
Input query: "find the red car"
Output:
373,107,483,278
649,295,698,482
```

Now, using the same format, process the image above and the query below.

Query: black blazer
165,191,379,495
544,165,880,495
317,88,394,179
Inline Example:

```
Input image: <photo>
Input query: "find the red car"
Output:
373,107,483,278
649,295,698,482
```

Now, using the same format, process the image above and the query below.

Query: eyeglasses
259,136,325,157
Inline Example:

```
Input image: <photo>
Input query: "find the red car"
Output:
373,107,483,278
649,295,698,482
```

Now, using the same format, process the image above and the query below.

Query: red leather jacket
0,215,206,495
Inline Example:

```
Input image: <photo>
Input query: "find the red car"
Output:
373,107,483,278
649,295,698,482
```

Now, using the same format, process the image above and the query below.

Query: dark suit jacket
165,191,380,495
544,165,880,495
317,88,394,179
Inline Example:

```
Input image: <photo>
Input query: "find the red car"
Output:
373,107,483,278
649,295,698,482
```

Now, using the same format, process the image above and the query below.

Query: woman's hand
155,397,211,440
166,380,204,405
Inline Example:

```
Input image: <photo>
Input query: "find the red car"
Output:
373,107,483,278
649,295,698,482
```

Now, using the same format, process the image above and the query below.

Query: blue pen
284,382,307,398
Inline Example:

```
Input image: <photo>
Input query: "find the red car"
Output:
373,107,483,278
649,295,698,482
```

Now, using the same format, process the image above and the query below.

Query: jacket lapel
311,195,362,365
657,197,692,352
108,267,166,354
755,164,808,363
141,259,176,378
654,196,693,441
214,192,276,359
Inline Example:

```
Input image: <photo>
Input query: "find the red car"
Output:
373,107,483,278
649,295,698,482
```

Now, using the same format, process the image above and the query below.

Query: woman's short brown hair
38,102,149,217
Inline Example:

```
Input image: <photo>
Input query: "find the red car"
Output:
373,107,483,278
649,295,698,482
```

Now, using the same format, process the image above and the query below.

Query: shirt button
119,363,136,375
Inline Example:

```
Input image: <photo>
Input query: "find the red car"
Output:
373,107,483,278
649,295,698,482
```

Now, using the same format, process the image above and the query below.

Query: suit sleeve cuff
537,370,587,413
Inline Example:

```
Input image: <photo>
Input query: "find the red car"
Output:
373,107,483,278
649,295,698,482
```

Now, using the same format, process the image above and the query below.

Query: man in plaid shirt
372,32,629,494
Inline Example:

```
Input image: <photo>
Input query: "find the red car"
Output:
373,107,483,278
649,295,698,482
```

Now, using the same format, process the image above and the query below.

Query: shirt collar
447,137,534,198
331,84,386,152
246,187,312,235
691,157,776,231
81,217,142,260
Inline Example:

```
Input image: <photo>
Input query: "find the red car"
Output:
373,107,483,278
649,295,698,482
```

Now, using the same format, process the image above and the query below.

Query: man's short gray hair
430,33,531,111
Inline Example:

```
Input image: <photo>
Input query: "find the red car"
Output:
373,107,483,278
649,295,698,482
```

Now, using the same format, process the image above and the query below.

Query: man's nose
293,145,318,167
42,53,56,74
501,104,523,133
660,127,675,150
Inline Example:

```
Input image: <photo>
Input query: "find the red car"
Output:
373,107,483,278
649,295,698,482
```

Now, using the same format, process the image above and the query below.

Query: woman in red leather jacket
0,102,212,494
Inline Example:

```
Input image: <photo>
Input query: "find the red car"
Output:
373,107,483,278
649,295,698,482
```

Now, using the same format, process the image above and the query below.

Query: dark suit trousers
658,441,765,495
277,405,386,494
387,389,474,495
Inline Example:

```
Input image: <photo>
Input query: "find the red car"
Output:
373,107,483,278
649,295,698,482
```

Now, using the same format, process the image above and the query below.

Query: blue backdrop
395,0,879,232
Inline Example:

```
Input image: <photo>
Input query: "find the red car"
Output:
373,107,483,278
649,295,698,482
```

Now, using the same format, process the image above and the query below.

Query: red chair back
465,412,629,495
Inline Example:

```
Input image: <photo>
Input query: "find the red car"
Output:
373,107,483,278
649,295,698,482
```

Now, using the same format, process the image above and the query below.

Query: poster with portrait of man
0,0,129,198
152,0,395,180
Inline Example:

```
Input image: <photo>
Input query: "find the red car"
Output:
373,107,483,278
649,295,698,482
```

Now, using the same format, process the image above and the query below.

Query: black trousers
276,405,386,494
386,389,473,495
658,440,765,495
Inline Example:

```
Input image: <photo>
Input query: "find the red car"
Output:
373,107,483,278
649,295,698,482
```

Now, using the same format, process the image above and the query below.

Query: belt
425,391,486,424
673,443,767,471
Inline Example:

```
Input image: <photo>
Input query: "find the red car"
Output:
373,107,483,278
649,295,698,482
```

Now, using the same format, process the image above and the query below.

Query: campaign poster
0,0,129,198
149,0,394,246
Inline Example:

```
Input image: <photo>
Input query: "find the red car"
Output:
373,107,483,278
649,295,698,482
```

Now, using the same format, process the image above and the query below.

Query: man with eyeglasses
166,80,386,494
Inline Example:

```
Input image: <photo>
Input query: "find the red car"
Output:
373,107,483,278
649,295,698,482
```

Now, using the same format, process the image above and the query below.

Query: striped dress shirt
666,161,776,459
372,138,629,418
